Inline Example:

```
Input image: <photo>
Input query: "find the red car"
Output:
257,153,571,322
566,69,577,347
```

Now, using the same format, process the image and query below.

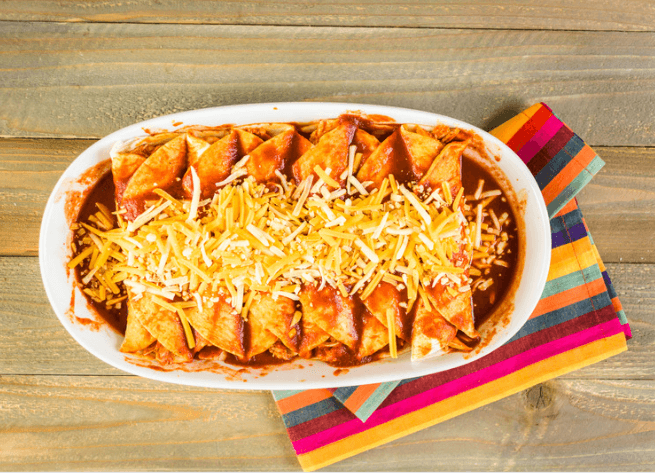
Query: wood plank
0,375,299,471
1,376,654,470
577,146,655,264
1,256,651,378
2,22,655,145
0,256,124,375
2,1,655,32
3,138,654,262
0,139,91,257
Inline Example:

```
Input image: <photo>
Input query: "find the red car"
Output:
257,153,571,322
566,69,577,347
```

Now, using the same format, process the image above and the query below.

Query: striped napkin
272,103,630,471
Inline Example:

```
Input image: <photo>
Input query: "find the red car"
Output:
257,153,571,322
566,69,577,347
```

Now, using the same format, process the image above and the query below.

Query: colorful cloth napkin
272,103,631,472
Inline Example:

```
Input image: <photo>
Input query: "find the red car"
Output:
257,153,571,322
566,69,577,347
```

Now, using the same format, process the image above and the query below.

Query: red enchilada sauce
461,158,519,327
72,126,520,369
73,172,128,334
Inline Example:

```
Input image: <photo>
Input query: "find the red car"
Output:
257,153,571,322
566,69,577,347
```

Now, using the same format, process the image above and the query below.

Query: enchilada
69,112,518,367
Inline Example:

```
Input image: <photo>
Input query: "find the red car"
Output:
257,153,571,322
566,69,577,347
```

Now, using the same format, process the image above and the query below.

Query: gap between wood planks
3,1,655,33
2,17,655,34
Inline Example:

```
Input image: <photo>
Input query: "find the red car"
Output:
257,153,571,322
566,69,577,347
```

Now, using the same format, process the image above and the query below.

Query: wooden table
1,2,654,470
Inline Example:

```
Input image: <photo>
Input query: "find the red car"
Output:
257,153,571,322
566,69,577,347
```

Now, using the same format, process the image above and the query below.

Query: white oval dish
39,102,551,389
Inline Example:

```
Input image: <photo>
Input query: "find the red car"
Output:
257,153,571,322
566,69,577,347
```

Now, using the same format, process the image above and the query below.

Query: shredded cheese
475,204,483,249
68,246,93,268
386,308,397,358
150,295,196,348
354,238,380,264
127,201,171,233
347,175,369,195
346,145,356,194
313,165,340,189
399,186,431,225
72,165,473,347
371,212,389,240
187,166,201,222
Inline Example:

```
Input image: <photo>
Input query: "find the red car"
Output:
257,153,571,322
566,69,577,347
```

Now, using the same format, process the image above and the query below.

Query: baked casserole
68,112,518,367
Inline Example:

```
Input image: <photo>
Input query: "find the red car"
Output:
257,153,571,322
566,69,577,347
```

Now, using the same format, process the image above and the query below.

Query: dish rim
39,102,551,389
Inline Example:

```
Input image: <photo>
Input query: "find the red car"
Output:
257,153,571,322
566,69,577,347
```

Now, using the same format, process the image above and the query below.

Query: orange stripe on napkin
541,144,596,205
612,297,624,315
342,384,382,413
277,389,334,415
554,199,580,218
530,277,607,319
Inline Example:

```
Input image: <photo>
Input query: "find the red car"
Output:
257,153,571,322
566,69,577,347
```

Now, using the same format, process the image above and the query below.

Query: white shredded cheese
215,167,247,188
246,224,272,247
355,238,380,264
371,212,389,240
233,154,250,169
272,291,300,301
192,291,203,311
400,185,432,225
292,176,313,217
127,201,171,233
348,175,369,195
275,170,289,192
418,232,434,250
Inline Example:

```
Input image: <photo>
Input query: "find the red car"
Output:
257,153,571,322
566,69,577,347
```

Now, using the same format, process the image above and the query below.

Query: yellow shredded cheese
441,181,452,205
68,246,94,268
187,166,201,222
72,161,473,346
386,308,397,358
313,165,340,189
399,185,431,225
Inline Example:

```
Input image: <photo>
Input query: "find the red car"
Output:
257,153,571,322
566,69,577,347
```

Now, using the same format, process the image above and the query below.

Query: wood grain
1,376,654,471
577,146,655,264
2,1,655,32
3,138,654,262
1,256,649,378
0,139,91,257
2,22,655,145
0,256,124,375
0,375,299,471
2,6,652,471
